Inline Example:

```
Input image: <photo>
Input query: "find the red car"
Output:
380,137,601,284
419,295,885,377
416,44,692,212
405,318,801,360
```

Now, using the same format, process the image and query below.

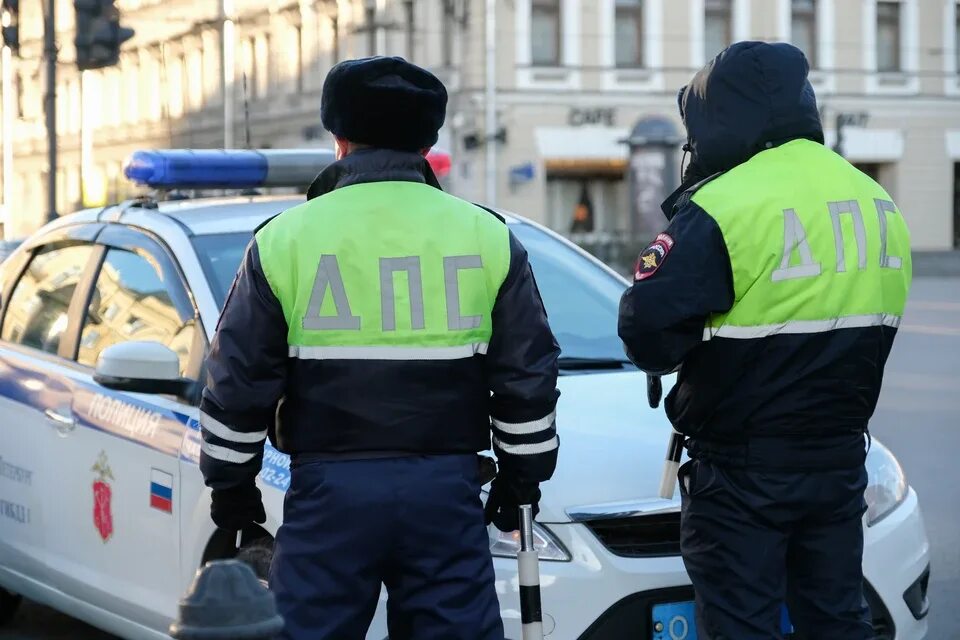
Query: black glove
210,484,266,531
484,477,541,533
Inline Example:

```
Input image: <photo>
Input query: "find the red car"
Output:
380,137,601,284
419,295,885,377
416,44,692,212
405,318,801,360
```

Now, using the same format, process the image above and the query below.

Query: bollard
517,505,544,640
169,559,284,640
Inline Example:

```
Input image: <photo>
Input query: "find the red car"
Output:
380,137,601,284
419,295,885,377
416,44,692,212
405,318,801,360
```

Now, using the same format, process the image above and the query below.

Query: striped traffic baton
658,429,685,500
647,373,684,500
517,504,544,640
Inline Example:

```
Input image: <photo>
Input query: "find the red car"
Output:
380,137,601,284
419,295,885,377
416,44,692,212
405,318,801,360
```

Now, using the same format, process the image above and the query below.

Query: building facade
1,0,959,252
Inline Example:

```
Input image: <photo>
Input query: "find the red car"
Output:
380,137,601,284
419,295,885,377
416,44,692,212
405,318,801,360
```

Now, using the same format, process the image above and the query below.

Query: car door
43,223,207,630
0,228,102,593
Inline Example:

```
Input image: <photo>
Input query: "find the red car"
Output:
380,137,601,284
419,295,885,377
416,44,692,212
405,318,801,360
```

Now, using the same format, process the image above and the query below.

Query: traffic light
1,0,18,53
74,0,134,71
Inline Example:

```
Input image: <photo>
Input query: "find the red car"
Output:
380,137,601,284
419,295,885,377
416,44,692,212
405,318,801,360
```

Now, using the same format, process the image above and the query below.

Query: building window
331,13,340,65
288,24,303,93
13,73,23,118
167,53,185,119
615,0,644,68
704,0,732,59
876,1,901,72
187,48,204,111
531,0,562,66
442,1,454,67
791,0,817,67
242,37,256,99
255,35,270,97
242,35,270,100
955,2,960,74
142,50,163,123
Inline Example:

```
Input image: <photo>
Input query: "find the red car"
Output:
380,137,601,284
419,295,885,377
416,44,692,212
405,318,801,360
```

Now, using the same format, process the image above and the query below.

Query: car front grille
583,511,681,558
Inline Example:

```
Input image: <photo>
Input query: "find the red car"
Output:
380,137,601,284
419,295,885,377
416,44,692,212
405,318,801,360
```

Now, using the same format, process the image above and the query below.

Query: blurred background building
1,0,959,259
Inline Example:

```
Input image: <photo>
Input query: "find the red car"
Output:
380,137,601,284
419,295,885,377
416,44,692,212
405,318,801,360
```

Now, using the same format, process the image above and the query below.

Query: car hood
536,370,677,523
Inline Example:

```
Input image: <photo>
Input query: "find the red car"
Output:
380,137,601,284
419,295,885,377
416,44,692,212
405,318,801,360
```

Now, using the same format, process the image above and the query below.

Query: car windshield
192,223,630,363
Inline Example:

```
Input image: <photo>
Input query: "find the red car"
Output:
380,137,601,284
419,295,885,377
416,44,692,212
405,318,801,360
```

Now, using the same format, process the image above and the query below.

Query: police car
0,150,930,640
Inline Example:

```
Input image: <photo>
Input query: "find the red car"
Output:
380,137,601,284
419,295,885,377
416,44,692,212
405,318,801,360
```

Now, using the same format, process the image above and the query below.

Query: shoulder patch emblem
634,233,675,281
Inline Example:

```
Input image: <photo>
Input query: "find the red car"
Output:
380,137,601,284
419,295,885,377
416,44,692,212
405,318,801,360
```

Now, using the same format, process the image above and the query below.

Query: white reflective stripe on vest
492,410,556,436
201,440,258,464
703,313,902,340
288,343,489,361
200,411,268,444
493,435,559,456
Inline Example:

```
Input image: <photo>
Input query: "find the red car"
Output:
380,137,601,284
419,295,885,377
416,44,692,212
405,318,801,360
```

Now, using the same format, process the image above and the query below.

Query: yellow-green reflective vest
255,181,511,360
693,139,911,340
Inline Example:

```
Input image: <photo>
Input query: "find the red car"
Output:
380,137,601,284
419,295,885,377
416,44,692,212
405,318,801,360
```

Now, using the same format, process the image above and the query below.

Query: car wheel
0,587,22,626
236,536,274,587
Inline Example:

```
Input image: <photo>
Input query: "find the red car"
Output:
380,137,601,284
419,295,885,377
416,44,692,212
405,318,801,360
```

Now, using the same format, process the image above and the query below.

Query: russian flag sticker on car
150,469,174,514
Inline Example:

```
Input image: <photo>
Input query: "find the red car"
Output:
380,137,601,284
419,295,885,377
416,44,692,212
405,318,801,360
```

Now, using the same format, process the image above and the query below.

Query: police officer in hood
619,42,911,639
198,56,560,640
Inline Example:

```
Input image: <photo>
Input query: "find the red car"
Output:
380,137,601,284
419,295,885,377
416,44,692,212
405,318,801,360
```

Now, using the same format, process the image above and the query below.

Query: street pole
1,44,13,233
221,0,235,149
403,0,414,61
43,0,57,222
484,0,496,207
363,0,376,56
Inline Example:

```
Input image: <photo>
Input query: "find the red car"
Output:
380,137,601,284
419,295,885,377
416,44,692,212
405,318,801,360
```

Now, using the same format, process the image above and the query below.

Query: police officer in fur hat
198,56,561,640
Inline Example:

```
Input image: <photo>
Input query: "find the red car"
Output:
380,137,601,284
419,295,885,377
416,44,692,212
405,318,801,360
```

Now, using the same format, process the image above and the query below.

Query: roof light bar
124,147,452,191
123,149,337,190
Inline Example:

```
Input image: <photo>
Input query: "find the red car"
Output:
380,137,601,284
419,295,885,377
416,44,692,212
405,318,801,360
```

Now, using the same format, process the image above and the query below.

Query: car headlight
864,440,908,526
488,523,571,562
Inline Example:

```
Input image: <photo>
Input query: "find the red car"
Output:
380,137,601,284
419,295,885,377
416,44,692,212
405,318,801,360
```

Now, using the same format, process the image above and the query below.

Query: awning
535,126,630,175
823,128,904,162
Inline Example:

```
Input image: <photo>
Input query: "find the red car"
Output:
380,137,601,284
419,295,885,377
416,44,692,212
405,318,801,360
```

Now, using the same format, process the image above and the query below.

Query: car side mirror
94,341,190,396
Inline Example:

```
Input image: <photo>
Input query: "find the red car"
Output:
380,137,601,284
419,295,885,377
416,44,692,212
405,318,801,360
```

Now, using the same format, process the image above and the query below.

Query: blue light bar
123,149,336,190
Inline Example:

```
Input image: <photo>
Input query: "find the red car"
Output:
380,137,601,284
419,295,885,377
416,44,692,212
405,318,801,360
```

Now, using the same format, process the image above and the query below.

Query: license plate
651,601,794,639
651,602,698,640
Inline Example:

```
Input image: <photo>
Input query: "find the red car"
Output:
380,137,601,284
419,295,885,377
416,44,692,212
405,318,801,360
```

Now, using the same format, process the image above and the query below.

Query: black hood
680,41,824,176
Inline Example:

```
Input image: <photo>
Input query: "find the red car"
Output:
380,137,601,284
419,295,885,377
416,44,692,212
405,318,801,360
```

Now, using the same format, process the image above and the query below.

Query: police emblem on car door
91,451,114,543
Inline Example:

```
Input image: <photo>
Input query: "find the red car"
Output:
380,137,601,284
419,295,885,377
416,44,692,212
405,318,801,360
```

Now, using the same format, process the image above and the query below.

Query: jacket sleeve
199,238,289,491
486,230,561,486
618,202,735,375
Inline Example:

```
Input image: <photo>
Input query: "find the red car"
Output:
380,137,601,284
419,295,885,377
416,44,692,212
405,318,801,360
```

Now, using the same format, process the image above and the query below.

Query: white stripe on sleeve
200,411,268,444
492,435,559,456
201,440,258,464
492,411,556,436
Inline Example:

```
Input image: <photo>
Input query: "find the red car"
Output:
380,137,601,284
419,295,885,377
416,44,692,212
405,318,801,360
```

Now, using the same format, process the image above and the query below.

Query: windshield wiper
557,357,634,371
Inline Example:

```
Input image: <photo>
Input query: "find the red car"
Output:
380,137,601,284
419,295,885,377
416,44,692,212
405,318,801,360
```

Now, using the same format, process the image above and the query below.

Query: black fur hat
320,56,448,152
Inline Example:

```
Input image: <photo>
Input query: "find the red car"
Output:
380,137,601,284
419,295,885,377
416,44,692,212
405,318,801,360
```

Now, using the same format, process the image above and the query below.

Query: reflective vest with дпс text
692,139,911,341
254,181,511,361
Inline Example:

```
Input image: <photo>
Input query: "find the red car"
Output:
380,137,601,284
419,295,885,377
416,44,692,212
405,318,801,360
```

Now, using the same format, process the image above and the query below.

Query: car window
511,224,628,360
191,232,249,308
77,248,197,374
193,224,628,361
0,244,95,355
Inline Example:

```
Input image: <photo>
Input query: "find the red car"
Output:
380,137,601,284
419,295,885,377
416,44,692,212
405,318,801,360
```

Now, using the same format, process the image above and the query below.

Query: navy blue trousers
679,459,874,640
269,455,504,640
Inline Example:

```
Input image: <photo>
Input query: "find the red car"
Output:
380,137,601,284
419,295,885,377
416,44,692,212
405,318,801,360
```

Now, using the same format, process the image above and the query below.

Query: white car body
0,196,930,640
